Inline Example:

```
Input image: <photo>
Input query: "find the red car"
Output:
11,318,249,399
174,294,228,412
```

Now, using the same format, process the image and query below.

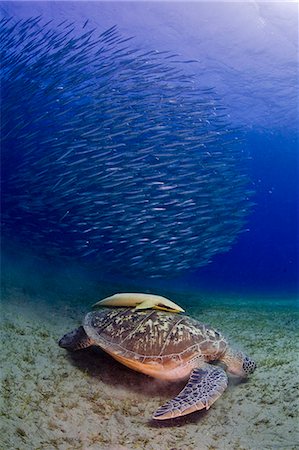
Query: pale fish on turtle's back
92,292,185,313
59,308,256,420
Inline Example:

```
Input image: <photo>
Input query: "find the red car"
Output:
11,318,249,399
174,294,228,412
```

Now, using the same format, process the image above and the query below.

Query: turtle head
242,355,257,376
221,348,256,377
58,326,94,351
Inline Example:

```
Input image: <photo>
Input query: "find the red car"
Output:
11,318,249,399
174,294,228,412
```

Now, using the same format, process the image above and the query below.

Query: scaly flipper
92,293,184,313
153,365,228,420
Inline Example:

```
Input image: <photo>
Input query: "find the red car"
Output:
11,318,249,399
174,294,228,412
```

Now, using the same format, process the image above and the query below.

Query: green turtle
59,308,256,420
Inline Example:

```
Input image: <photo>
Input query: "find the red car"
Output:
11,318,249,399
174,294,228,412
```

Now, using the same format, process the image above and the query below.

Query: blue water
1,1,297,297
190,130,298,295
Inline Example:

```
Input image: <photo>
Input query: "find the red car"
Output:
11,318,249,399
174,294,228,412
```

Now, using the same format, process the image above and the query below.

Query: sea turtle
59,308,256,420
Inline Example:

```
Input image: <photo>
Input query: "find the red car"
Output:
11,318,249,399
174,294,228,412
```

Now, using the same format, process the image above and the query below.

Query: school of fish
1,17,254,277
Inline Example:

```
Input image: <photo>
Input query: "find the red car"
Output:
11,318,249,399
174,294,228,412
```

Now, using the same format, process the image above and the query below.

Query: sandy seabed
1,281,298,450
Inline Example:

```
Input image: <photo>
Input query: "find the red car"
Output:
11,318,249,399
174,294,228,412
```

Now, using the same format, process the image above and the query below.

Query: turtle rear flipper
59,326,94,351
153,365,228,420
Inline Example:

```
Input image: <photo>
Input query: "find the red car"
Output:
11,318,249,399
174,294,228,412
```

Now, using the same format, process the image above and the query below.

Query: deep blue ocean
191,130,298,296
1,1,298,299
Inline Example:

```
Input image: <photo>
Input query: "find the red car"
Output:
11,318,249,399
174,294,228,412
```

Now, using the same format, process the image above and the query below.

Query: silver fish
1,18,254,277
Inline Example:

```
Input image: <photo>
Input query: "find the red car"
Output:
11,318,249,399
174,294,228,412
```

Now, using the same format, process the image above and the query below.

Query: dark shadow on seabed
64,344,250,428
66,346,187,400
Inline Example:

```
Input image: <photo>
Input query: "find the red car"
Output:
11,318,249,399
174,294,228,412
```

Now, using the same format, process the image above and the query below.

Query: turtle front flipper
153,365,228,420
58,326,94,351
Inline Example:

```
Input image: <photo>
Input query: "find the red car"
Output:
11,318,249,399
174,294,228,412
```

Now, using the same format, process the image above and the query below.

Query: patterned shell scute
84,308,227,361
